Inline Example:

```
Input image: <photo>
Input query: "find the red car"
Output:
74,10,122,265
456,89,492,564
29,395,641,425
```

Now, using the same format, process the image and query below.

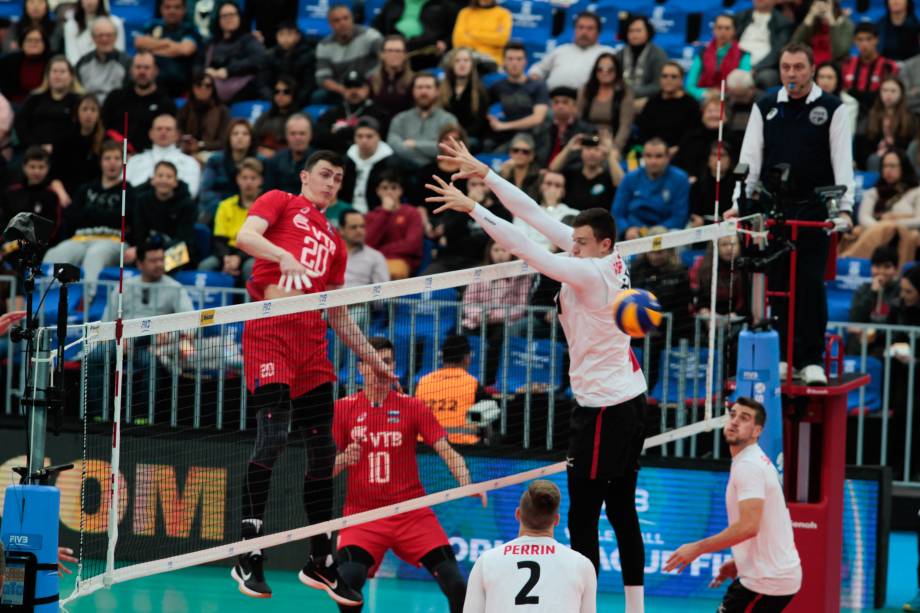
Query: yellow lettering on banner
133,465,227,540
58,459,128,533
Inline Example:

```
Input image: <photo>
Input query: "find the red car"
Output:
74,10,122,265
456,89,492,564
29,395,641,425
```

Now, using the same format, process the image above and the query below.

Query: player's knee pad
422,547,466,608
337,546,373,592
249,384,292,468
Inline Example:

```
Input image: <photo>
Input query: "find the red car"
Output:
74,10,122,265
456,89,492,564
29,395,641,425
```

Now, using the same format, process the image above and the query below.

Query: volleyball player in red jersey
332,337,486,613
230,150,397,604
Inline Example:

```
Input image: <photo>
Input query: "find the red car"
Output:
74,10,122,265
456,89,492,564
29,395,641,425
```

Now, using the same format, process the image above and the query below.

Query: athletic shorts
242,312,334,398
567,394,647,480
337,508,450,577
718,579,796,612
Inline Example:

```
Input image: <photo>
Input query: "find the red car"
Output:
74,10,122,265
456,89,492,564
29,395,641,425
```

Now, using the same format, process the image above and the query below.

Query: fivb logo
8,534,42,550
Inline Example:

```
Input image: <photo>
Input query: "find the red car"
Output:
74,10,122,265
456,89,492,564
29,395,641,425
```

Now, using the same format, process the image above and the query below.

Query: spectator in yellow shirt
452,0,513,66
198,157,262,281
416,334,498,445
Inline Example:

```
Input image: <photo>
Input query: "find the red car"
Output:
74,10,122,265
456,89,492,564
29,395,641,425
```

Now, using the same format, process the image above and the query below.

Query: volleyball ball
612,289,663,338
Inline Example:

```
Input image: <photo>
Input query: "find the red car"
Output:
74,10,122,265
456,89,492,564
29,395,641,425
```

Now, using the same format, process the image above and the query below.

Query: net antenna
104,113,130,588
704,79,728,422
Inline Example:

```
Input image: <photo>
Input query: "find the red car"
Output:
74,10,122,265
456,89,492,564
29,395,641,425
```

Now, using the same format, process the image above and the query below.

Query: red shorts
336,508,450,577
242,312,333,398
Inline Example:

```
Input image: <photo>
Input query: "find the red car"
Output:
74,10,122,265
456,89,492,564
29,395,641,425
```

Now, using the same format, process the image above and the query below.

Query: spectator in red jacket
365,171,424,279
843,22,899,117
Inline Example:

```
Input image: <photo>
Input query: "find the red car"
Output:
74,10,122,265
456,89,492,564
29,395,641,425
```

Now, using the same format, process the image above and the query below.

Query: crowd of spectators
0,0,919,353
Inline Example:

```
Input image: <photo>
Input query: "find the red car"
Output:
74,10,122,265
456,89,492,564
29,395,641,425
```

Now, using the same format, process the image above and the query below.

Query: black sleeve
175,198,200,263
13,95,37,147
226,35,266,76
60,185,87,239
340,157,357,204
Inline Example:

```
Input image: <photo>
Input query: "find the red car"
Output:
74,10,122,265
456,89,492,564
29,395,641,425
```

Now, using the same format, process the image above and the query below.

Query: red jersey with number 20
333,390,447,515
242,190,346,398
246,190,346,300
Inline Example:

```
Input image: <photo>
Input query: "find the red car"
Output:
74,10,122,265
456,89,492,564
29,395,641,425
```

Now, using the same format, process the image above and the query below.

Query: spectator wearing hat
843,22,900,118
535,86,594,166
341,117,399,213
527,12,615,91
314,70,390,155
549,128,623,211
314,5,382,103
387,72,458,168
612,137,690,239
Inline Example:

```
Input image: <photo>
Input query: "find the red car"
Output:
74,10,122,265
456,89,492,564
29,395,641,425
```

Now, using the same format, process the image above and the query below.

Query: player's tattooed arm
433,439,487,508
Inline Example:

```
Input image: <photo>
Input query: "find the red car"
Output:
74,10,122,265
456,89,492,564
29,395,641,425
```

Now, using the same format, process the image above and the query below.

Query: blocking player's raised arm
437,137,574,252
484,170,575,253
426,177,604,293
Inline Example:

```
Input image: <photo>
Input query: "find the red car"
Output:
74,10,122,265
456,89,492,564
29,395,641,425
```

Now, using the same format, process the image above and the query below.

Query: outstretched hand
437,137,489,182
425,175,478,215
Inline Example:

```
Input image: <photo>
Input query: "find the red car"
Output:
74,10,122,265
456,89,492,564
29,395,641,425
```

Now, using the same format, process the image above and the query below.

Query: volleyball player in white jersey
663,397,801,612
463,480,596,613
427,139,649,613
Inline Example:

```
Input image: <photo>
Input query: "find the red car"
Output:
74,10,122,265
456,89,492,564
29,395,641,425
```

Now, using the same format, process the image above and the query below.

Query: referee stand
734,180,870,612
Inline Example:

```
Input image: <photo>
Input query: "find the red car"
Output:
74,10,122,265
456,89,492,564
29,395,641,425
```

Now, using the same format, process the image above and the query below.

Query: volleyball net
60,219,744,603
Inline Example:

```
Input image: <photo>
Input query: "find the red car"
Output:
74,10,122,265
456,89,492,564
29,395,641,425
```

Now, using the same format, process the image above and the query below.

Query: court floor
60,531,916,612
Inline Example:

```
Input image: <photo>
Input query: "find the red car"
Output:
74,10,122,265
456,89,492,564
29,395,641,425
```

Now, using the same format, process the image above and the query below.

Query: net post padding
62,414,728,603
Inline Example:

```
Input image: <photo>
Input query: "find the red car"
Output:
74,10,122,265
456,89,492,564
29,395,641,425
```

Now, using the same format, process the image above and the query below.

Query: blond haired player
463,480,596,613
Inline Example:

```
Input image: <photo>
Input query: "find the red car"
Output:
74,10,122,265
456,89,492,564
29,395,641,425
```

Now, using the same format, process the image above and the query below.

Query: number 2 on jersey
368,451,390,484
515,561,540,605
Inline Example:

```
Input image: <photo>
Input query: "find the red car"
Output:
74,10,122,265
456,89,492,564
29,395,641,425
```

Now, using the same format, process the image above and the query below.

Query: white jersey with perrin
463,536,597,613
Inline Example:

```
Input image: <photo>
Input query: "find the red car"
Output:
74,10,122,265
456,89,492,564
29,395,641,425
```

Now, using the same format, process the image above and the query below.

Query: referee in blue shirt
727,42,854,386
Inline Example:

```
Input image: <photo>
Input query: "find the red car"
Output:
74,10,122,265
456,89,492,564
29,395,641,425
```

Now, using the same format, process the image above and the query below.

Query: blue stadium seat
556,1,619,45
0,0,19,18
363,0,386,23
648,4,692,56
298,0,353,38
86,266,141,322
174,271,236,310
303,104,332,122
494,337,566,393
826,258,870,323
833,257,871,291
393,289,459,342
855,170,879,190
844,356,882,414
476,152,510,173
648,348,716,405
175,97,187,109
680,249,705,270
194,223,212,261
503,0,554,47
109,0,157,26
229,100,270,123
